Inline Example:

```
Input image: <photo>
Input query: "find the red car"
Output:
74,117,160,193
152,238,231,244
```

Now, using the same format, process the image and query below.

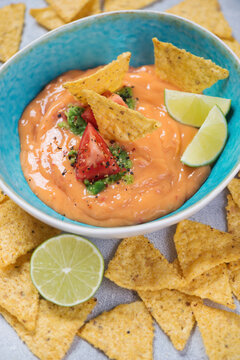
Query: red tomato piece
81,106,98,128
75,123,121,182
109,93,128,108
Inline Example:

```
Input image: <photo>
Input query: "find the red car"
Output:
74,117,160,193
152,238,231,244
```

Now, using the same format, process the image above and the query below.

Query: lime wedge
30,234,104,306
181,105,228,167
165,89,231,127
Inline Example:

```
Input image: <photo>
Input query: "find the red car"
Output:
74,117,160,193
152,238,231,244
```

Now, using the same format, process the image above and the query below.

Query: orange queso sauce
19,65,210,227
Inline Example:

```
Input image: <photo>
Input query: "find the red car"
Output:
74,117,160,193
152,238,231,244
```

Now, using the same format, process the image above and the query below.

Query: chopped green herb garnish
84,144,134,195
116,86,136,110
58,121,69,129
58,106,87,135
68,150,78,165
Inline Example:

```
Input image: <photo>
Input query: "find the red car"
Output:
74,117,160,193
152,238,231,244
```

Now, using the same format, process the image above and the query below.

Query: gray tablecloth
0,0,240,359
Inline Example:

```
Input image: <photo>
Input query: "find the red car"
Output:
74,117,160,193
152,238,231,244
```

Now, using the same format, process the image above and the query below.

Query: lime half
30,234,104,306
165,89,231,127
181,105,228,167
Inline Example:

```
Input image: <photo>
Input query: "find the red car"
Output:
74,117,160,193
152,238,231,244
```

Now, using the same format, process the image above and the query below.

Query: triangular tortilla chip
174,220,240,282
1,298,96,360
153,38,229,93
104,0,155,11
226,194,240,237
0,3,25,62
166,0,232,39
223,38,240,58
45,0,91,22
82,89,160,142
0,199,60,268
73,0,101,19
175,260,235,309
105,236,184,290
30,7,65,30
78,302,154,360
228,260,240,301
228,178,240,208
138,289,196,351
0,188,8,204
191,301,240,360
63,52,131,104
0,254,39,331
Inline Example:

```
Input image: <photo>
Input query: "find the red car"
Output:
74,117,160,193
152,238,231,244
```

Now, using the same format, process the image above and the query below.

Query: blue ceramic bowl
0,11,239,238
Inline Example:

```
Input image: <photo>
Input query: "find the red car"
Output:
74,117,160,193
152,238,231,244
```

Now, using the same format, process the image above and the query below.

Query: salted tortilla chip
191,301,240,360
223,38,240,58
79,301,154,360
63,52,131,104
176,260,235,309
153,38,229,93
82,89,160,142
227,260,240,301
0,3,25,62
138,289,196,351
105,236,184,290
30,7,65,30
1,298,96,360
166,0,232,40
104,0,155,11
174,220,240,282
226,194,240,237
74,0,101,19
45,0,91,22
0,254,39,331
0,188,8,204
0,199,60,268
228,178,240,208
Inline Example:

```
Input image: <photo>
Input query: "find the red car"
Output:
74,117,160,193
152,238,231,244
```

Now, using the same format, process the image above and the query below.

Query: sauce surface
19,66,210,226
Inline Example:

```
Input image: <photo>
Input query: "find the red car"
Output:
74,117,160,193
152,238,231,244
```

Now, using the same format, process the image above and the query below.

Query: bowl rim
0,10,240,238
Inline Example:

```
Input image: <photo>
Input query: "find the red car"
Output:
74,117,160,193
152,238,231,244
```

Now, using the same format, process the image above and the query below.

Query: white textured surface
0,0,240,359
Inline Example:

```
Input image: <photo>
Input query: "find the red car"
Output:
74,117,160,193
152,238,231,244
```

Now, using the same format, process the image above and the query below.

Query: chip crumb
0,3,25,62
104,0,155,11
166,0,232,40
0,199,60,268
0,298,96,360
82,89,160,142
0,254,39,331
105,236,184,290
64,52,131,104
174,219,240,282
138,289,196,351
78,301,154,360
191,301,240,360
153,38,229,93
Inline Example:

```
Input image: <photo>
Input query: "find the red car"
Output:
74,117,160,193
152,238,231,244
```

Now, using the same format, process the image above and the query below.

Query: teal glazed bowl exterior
0,11,239,238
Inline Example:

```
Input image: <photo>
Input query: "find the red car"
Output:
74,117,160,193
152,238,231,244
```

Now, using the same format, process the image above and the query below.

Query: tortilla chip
153,38,229,93
228,178,240,209
227,260,240,301
138,289,196,351
104,0,155,11
105,236,184,291
174,220,240,282
0,254,39,331
0,3,25,62
79,301,154,360
82,89,160,142
0,188,8,204
45,0,91,22
74,0,101,19
166,0,232,40
191,301,240,360
226,194,240,237
176,261,235,309
223,38,240,58
30,7,65,30
63,52,131,104
1,298,96,360
0,199,60,268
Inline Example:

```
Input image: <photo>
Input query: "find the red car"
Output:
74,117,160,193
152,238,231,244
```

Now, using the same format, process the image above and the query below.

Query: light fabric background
0,0,240,359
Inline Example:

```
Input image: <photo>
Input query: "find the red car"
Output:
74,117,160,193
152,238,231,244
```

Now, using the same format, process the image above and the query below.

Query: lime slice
181,105,228,167
30,234,104,306
165,89,231,127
